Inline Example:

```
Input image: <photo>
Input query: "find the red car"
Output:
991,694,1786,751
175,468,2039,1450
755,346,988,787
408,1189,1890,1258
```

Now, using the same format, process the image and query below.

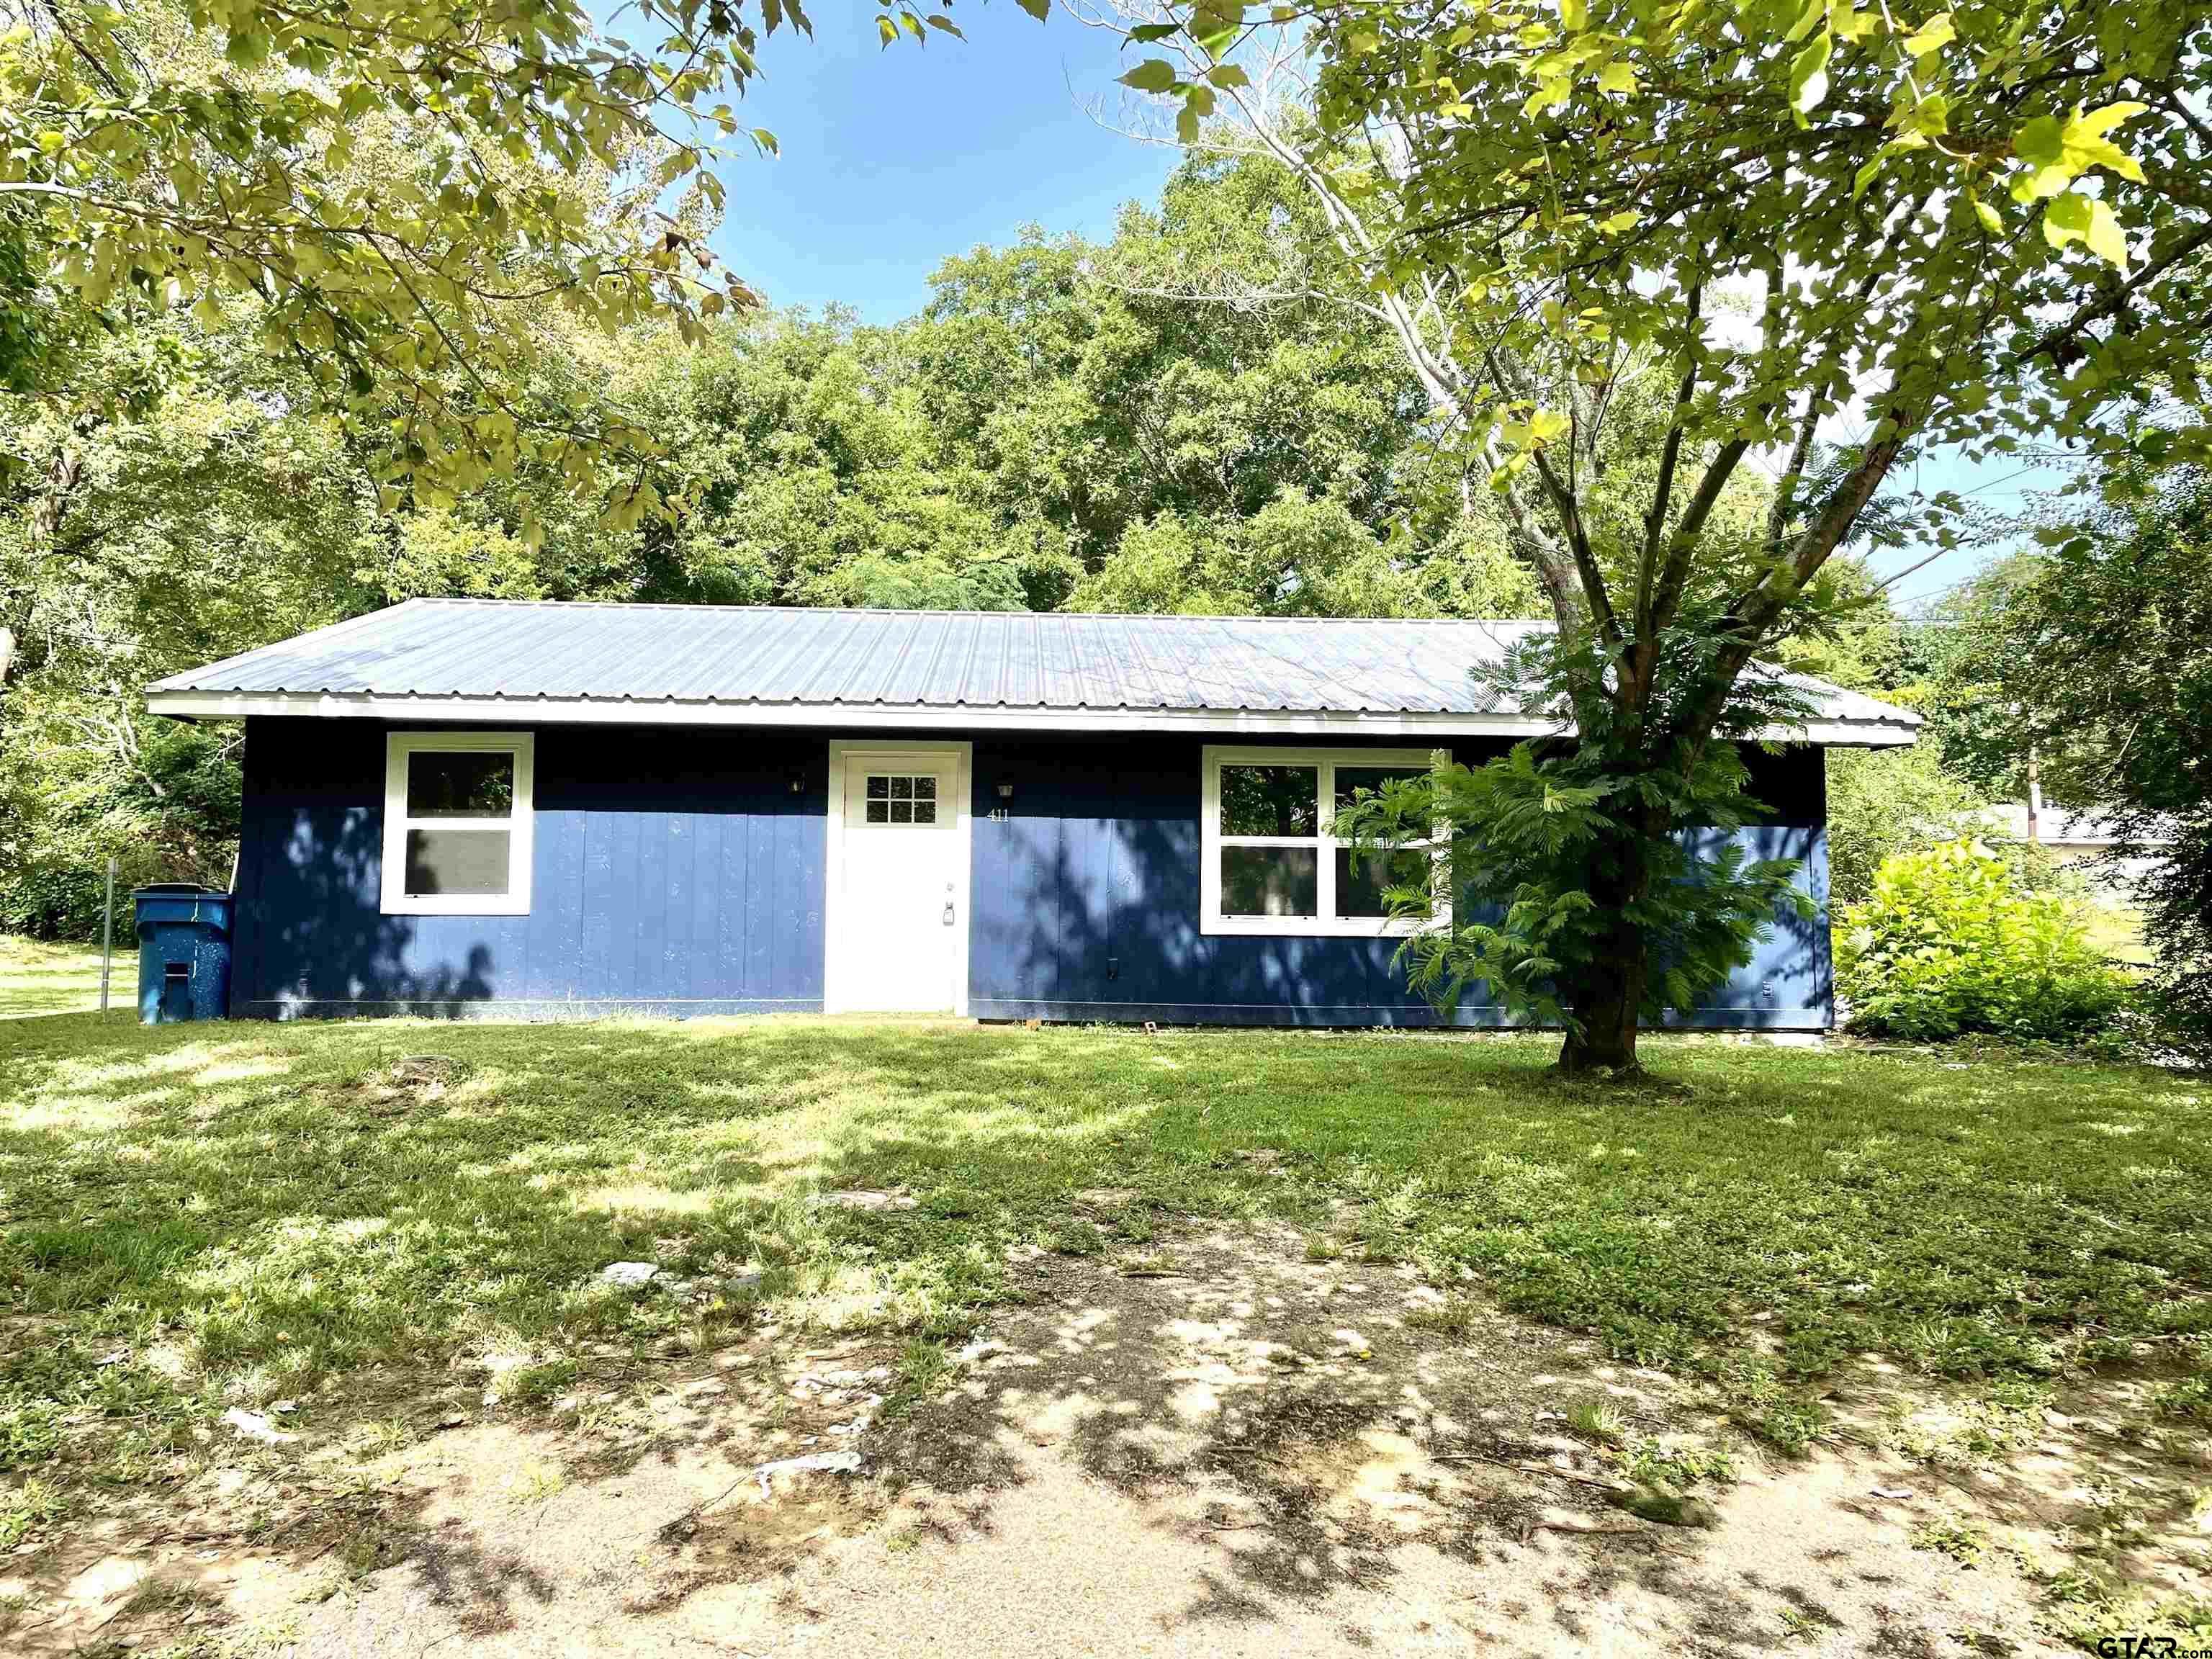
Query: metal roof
145,598,1921,745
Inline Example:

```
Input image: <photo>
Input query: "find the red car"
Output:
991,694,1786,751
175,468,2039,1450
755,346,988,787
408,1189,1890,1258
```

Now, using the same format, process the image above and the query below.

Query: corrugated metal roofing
146,598,1920,737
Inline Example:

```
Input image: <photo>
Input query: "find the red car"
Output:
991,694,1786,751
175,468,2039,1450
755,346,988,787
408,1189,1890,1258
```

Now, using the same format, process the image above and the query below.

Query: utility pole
2026,745,2044,844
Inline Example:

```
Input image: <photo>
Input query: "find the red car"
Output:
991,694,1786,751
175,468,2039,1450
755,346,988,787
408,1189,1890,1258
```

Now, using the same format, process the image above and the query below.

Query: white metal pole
100,856,115,1016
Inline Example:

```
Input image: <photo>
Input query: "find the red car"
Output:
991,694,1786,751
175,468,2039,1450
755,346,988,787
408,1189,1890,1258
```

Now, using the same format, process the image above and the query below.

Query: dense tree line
7,0,2200,1073
0,150,1537,934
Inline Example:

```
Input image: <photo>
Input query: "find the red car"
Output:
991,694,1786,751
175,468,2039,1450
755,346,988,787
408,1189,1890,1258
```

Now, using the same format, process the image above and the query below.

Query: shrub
1838,839,2130,1041
1825,745,1984,908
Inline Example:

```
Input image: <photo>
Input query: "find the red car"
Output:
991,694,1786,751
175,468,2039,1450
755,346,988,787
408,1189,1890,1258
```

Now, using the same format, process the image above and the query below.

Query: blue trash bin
133,885,234,1023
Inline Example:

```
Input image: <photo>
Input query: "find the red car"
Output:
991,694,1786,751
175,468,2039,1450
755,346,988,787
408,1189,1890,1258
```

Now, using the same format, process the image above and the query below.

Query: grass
1910,1511,1991,1568
1,1011,2208,1535
2080,901,2155,968
0,935,117,1020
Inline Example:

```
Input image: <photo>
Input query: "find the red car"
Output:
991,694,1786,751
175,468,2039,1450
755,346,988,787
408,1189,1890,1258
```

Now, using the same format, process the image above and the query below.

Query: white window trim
1200,745,1449,938
380,730,535,916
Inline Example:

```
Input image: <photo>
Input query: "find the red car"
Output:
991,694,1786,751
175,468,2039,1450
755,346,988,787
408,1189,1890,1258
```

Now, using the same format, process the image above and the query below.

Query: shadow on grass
4,1014,2211,1648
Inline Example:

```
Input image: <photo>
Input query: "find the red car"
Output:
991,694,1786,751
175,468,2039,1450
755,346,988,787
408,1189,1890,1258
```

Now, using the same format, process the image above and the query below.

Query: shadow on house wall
968,735,1833,1030
232,719,827,1020
236,728,496,1017
229,719,1829,1028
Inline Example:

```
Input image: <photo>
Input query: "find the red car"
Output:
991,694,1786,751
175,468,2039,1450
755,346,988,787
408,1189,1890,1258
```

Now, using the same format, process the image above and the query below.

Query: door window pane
864,774,941,827
1220,846,1318,917
1336,848,1430,917
404,828,513,895
1220,765,1318,837
407,751,513,818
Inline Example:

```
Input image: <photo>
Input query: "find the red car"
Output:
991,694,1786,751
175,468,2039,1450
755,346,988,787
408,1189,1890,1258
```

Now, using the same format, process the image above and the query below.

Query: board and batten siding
964,734,1833,1030
232,717,827,1017
230,717,1830,1028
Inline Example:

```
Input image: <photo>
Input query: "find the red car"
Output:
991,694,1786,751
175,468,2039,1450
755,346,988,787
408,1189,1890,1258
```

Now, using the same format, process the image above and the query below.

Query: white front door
829,746,968,1014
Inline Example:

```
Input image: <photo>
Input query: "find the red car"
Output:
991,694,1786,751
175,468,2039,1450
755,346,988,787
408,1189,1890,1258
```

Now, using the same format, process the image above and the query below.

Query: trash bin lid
132,886,235,932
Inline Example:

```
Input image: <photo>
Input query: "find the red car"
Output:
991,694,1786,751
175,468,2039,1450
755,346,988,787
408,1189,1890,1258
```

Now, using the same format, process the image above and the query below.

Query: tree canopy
1103,0,2210,1069
0,0,868,512
1960,470,2212,1053
0,144,1539,933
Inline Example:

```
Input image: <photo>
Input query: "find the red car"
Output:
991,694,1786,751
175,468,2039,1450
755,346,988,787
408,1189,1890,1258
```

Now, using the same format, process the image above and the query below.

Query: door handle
943,881,956,926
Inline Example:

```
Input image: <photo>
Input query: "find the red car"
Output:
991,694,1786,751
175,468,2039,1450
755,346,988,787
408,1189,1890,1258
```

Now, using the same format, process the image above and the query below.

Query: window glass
405,828,513,895
1335,848,1430,917
1219,765,1318,837
864,775,940,827
1220,846,1318,917
406,751,514,817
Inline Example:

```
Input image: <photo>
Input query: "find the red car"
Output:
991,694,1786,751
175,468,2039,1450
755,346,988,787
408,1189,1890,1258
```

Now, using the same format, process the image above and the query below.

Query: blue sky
695,10,2058,607
703,8,1177,321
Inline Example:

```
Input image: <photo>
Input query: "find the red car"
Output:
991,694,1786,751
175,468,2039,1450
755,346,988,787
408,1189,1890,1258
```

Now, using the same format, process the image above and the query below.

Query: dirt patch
4,1223,2200,1656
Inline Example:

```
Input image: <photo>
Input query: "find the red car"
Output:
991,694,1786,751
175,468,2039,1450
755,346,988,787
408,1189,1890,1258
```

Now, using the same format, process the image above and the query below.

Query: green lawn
1,1015,2208,1499
0,935,119,1020
2082,899,2157,968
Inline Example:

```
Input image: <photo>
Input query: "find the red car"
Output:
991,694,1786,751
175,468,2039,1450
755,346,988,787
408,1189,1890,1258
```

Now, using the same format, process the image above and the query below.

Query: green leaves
1787,28,1832,115
1112,0,2199,1058
0,0,943,510
1901,10,1954,56
2006,102,2148,266
1120,58,1179,92
2042,190,2130,269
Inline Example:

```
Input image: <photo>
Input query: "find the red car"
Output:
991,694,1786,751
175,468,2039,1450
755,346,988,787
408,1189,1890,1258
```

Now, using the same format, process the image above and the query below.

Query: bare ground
8,1218,2207,1657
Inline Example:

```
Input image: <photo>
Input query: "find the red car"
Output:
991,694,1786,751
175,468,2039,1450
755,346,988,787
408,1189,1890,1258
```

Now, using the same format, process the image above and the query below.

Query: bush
1825,744,1984,909
1838,839,2131,1041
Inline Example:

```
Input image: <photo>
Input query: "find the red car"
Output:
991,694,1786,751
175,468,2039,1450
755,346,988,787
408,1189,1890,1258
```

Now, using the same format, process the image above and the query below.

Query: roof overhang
143,688,1921,747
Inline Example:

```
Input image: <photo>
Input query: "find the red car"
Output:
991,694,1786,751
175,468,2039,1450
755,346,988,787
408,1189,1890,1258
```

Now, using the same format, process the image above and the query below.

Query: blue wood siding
232,718,1830,1028
231,718,826,1018
964,734,1833,1030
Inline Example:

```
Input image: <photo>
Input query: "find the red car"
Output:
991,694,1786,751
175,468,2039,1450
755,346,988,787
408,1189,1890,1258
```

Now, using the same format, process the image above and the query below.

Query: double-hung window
381,732,534,915
1200,746,1445,938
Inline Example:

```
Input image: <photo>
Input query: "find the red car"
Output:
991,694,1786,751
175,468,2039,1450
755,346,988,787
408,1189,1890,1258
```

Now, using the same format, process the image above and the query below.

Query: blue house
145,601,1918,1028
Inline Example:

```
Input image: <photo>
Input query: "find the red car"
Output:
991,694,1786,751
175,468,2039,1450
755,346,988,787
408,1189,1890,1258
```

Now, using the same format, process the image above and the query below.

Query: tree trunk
1556,828,1653,1076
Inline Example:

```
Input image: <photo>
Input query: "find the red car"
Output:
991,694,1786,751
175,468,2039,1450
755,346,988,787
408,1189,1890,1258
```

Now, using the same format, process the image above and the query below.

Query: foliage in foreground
1,1015,2206,1506
1106,0,2208,1069
1838,840,2130,1040
1963,470,2212,1062
1825,742,1986,910
1339,722,1810,1042
2,0,828,504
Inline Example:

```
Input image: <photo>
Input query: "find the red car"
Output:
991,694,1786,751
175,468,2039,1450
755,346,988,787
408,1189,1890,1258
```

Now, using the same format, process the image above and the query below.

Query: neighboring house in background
1978,804,2172,899
144,600,1920,1030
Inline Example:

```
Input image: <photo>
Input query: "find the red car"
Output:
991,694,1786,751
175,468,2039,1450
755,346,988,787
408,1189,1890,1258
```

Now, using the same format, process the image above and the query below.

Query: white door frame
823,739,974,1016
